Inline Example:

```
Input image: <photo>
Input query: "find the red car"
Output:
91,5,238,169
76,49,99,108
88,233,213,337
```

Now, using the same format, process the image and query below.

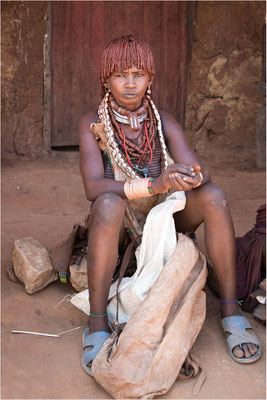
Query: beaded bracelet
124,177,156,199
89,312,108,317
147,178,156,194
219,298,243,305
219,298,238,304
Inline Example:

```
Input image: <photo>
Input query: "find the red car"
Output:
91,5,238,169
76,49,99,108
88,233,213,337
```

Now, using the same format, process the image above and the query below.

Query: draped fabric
236,204,266,312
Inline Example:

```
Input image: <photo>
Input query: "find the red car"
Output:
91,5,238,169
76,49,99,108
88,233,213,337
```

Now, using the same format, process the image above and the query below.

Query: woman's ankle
220,301,240,318
88,315,110,333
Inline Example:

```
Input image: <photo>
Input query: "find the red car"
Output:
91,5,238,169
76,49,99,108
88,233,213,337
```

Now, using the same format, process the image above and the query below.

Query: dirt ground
1,151,266,399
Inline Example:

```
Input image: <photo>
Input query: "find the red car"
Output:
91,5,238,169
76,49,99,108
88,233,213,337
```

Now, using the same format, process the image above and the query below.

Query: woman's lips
123,93,138,98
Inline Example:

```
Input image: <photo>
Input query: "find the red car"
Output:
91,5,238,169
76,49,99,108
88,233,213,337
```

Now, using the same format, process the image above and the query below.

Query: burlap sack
91,234,207,399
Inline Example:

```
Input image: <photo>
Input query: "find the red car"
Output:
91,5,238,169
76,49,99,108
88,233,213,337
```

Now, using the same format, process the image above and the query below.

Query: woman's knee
197,183,228,210
91,193,125,225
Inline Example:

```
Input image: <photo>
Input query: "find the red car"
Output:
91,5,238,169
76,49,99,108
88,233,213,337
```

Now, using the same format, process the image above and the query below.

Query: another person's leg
173,183,259,360
86,193,126,333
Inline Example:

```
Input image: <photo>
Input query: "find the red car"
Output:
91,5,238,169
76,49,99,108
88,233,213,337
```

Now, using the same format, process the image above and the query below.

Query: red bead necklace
120,121,153,177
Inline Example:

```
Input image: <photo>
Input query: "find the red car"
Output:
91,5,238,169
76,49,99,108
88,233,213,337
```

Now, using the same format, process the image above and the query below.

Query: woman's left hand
168,165,203,191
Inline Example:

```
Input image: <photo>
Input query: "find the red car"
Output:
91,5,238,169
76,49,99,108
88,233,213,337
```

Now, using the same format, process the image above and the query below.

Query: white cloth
70,191,186,323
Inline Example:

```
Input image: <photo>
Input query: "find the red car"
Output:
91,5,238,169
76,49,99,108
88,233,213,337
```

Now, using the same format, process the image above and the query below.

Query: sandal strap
221,315,260,348
82,330,111,365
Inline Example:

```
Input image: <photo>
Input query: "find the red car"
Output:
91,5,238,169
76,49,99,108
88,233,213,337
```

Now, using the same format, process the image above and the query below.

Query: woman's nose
125,75,136,88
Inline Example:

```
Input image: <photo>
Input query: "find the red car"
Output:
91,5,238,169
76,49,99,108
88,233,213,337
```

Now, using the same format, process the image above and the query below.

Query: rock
250,287,265,299
253,303,266,323
258,278,266,292
70,257,88,292
7,264,18,282
12,237,58,294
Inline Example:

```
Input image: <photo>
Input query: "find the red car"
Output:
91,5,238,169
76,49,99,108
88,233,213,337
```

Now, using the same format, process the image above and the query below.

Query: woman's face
106,67,152,111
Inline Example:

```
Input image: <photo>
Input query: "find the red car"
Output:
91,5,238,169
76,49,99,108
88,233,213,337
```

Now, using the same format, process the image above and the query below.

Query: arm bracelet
124,177,157,200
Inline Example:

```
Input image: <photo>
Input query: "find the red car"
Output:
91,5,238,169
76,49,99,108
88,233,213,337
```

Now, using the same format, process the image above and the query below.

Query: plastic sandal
81,328,111,376
221,315,261,364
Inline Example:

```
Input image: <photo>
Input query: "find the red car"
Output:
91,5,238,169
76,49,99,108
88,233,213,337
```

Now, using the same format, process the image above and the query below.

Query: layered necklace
110,94,148,131
108,94,156,177
98,92,168,180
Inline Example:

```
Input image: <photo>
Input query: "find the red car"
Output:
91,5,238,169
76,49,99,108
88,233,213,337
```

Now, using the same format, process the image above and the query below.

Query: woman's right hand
152,164,199,193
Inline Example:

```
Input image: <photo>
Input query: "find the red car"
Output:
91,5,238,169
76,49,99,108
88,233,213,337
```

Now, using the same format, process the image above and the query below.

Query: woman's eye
136,73,144,77
116,74,125,77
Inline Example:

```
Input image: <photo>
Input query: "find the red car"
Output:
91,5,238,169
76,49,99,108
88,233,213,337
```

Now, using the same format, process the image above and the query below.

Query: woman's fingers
169,171,203,191
181,175,196,185
169,173,192,191
169,174,184,191
167,164,196,177
190,171,202,188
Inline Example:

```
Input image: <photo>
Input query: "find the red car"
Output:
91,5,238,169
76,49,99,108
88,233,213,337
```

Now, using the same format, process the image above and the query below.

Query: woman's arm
79,112,125,201
152,110,211,192
79,109,210,201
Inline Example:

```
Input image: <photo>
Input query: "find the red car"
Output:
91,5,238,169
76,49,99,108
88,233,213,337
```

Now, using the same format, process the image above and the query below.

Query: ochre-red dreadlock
100,34,155,98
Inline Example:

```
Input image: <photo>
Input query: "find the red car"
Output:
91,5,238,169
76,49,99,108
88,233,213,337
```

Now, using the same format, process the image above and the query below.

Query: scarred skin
79,67,258,360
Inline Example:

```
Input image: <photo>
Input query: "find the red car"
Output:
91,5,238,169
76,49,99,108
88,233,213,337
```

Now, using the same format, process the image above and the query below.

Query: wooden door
51,1,195,146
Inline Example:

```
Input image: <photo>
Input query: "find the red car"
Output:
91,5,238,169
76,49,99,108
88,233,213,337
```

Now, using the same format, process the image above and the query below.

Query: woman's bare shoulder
79,112,100,144
158,110,184,137
79,111,99,129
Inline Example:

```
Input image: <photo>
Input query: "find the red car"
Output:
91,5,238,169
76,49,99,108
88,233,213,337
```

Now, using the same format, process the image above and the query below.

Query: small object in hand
193,165,201,172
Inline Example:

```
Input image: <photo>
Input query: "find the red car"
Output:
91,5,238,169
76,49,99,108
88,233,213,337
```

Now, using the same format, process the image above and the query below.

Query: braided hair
100,35,157,171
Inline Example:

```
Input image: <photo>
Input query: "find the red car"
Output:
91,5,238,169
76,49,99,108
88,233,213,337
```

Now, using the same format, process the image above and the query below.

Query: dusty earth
1,151,266,399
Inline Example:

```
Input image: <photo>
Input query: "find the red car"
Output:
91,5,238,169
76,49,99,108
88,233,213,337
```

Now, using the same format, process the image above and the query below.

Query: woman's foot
221,302,259,360
81,327,111,376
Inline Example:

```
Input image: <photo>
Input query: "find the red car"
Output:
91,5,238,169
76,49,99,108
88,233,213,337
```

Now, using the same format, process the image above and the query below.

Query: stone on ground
70,257,88,292
12,237,58,294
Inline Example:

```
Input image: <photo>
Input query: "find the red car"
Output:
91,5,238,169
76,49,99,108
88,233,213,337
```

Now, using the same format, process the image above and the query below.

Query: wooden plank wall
51,1,194,146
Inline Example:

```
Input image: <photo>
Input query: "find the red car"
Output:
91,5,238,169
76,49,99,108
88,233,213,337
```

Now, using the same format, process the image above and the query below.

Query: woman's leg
174,183,258,359
86,193,126,333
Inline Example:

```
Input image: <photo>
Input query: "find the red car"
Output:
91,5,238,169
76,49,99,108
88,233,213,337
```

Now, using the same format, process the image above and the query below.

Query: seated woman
79,35,261,375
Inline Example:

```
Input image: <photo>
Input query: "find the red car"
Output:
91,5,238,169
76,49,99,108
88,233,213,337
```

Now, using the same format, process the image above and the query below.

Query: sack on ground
91,234,207,399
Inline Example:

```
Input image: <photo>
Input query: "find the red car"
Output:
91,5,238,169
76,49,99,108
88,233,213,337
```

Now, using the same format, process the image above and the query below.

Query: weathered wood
51,1,195,146
43,2,52,151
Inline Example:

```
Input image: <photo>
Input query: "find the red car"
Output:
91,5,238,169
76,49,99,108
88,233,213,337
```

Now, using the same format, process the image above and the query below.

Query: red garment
236,204,266,312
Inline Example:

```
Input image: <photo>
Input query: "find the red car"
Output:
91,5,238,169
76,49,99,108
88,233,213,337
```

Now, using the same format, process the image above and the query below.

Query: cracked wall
186,1,265,169
1,1,47,158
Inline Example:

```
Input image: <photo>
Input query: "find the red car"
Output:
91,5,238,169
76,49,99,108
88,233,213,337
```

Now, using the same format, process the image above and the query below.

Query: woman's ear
103,82,110,93
148,75,154,85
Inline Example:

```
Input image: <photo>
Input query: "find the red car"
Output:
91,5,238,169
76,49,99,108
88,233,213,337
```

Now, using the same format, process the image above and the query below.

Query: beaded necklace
120,121,153,177
98,92,168,180
110,94,149,131
108,94,155,175
112,108,147,127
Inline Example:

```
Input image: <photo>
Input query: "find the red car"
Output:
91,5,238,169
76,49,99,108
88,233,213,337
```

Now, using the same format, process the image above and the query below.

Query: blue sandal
81,328,111,376
221,315,261,364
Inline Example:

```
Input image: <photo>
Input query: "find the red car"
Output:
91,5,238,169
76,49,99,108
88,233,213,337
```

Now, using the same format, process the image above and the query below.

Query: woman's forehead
112,66,148,73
